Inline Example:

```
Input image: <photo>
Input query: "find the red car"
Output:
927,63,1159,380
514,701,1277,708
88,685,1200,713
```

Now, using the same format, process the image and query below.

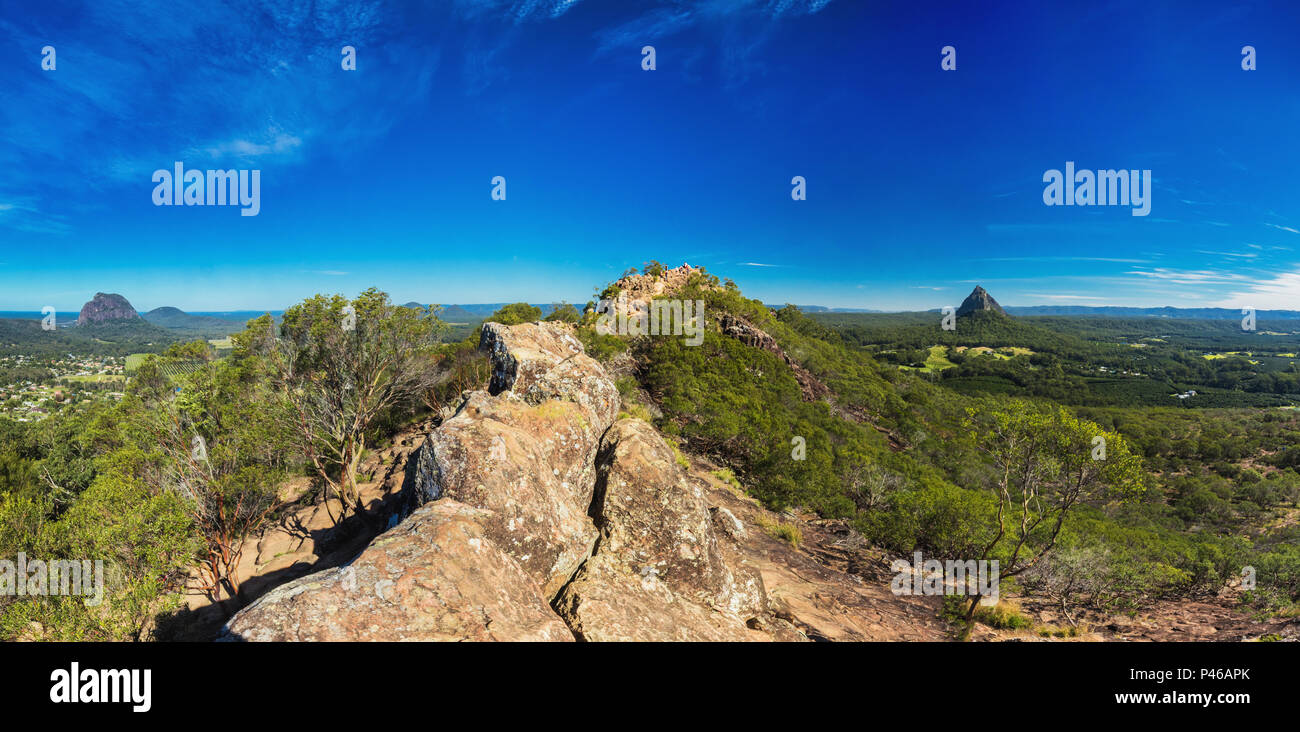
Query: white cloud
1127,268,1250,285
1214,269,1300,310
199,131,303,161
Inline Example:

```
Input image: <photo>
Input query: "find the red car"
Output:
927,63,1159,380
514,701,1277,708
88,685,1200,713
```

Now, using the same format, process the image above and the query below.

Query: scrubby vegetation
0,291,470,639
570,266,1300,627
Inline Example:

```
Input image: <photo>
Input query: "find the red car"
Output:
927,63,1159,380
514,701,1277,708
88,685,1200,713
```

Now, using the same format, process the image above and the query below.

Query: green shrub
757,515,802,548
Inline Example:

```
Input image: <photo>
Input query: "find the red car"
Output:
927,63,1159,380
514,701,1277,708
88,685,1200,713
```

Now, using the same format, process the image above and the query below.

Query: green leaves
486,302,542,326
252,288,447,517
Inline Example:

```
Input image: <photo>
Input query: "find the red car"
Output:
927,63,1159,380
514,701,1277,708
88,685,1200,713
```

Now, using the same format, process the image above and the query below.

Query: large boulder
413,321,619,598
480,320,619,426
221,500,572,642
413,390,604,599
223,321,619,640
553,418,773,641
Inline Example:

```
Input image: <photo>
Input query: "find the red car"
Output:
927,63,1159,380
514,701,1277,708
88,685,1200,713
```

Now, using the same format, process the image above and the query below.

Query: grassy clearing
1203,351,1259,364
60,374,126,383
900,345,958,373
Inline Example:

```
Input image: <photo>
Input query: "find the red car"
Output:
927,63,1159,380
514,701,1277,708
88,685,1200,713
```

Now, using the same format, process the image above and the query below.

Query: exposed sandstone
224,321,619,639
221,500,572,641
605,263,716,305
553,418,774,641
413,321,619,598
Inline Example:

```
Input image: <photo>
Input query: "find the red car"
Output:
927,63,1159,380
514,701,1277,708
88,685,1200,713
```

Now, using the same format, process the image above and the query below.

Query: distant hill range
436,305,483,321
142,306,245,330
59,295,567,333
1004,305,1300,320
783,305,883,314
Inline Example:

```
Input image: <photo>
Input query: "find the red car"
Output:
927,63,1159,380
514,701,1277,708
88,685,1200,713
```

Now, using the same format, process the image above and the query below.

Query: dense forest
815,311,1300,408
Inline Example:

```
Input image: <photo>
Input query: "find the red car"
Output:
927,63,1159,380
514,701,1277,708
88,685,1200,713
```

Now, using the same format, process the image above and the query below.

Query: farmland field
125,353,149,373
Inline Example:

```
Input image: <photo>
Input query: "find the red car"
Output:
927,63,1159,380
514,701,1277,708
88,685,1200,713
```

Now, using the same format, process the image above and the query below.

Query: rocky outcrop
719,314,830,401
411,322,619,598
480,320,617,427
224,320,621,639
604,263,716,305
956,285,1006,317
553,418,782,641
219,500,573,641
223,319,819,641
76,292,140,325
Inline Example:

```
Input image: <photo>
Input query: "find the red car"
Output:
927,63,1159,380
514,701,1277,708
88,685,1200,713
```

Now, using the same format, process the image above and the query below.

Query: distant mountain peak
141,306,244,331
956,285,1006,317
77,292,140,325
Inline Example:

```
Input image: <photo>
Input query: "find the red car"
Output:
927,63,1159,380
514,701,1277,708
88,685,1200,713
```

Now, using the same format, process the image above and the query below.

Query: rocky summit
76,292,140,325
219,318,926,642
955,285,1006,317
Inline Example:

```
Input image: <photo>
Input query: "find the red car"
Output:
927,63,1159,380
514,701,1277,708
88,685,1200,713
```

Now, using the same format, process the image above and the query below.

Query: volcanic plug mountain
955,286,1006,317
77,293,141,325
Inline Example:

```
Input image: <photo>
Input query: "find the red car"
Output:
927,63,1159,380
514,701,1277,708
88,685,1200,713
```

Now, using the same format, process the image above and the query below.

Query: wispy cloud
969,256,1151,264
1215,269,1300,310
0,196,71,235
592,0,836,88
1127,268,1251,285
452,0,585,23
1265,223,1299,234
0,0,436,232
1196,250,1257,259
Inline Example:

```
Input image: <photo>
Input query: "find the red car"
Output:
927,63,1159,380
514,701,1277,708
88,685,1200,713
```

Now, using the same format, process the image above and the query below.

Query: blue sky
1,0,1298,311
